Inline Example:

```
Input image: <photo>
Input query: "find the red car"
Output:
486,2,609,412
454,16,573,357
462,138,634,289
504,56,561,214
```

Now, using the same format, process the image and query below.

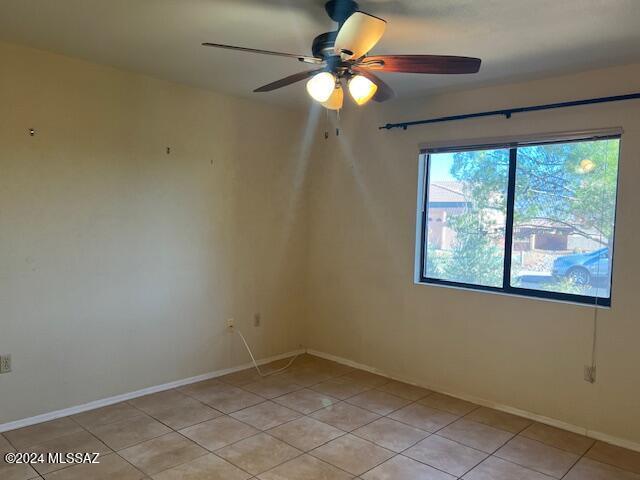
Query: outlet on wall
226,318,235,329
0,354,11,374
253,313,261,327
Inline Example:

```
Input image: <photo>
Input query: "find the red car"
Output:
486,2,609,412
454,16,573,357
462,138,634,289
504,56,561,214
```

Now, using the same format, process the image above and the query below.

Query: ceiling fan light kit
348,74,377,105
306,71,337,103
322,84,344,110
202,0,482,110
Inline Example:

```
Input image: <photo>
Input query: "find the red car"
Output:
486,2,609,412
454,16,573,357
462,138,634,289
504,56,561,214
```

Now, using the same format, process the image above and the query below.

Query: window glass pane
423,149,510,288
510,138,619,299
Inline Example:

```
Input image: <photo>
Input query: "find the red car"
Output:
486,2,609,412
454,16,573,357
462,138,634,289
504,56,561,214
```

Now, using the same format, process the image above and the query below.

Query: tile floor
2,354,640,479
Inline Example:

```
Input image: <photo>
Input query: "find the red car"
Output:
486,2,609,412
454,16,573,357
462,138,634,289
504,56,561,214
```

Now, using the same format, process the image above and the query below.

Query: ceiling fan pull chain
324,108,330,140
336,109,341,136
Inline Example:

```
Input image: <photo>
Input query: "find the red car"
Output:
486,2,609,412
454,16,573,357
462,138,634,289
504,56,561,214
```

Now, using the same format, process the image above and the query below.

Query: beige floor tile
340,370,390,388
310,402,380,432
520,423,594,455
261,357,298,374
179,415,259,451
388,403,457,433
152,402,221,431
216,433,301,475
178,379,225,396
419,393,479,416
1,434,15,453
346,390,411,416
495,436,579,478
404,435,488,477
462,456,555,480
438,418,514,453
352,417,428,452
464,407,532,434
363,455,456,480
218,369,262,386
127,389,196,414
273,389,338,414
0,459,39,480
4,417,84,449
586,441,640,474
279,368,334,387
130,391,221,430
376,381,432,401
73,403,141,428
290,353,320,366
242,377,303,399
25,430,111,474
43,452,145,480
564,457,640,480
152,453,251,480
267,416,345,451
319,363,355,377
230,401,301,430
258,454,353,480
310,378,372,400
119,432,207,475
88,413,171,450
185,383,264,414
310,434,394,476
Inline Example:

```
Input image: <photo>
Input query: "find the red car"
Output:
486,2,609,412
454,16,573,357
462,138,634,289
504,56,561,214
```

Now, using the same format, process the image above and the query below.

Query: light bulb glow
348,75,378,106
306,72,336,103
322,84,344,110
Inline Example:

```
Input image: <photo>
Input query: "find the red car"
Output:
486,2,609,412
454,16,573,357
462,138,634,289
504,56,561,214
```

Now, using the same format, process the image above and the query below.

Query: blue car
552,247,610,285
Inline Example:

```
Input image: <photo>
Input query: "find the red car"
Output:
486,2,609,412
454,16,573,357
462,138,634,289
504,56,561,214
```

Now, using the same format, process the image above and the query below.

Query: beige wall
2,38,639,449
305,64,640,446
0,42,311,425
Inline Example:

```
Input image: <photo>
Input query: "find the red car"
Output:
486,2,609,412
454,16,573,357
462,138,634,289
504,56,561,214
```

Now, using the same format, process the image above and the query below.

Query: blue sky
429,153,456,182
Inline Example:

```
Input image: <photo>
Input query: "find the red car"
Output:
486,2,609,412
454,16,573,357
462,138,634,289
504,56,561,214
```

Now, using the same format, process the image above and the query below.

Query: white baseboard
307,349,640,453
0,348,305,434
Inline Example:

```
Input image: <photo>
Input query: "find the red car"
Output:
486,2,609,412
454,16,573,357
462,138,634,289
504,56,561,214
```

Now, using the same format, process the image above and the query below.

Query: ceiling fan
203,0,481,109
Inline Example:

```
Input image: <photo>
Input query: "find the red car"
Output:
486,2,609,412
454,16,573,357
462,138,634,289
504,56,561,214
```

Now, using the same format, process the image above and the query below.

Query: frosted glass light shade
348,75,377,105
322,85,344,110
306,72,336,103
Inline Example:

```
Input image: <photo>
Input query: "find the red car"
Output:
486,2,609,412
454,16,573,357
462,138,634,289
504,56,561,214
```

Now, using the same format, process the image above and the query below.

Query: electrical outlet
226,318,235,329
253,313,261,327
0,354,11,374
584,365,596,383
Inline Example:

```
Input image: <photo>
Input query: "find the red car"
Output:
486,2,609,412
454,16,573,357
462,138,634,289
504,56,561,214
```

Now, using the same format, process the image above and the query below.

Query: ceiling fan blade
359,55,481,74
334,12,386,60
254,69,324,92
351,68,395,102
202,42,322,64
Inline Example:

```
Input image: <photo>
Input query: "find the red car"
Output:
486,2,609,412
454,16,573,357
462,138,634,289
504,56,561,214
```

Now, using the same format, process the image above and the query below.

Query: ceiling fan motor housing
312,31,339,59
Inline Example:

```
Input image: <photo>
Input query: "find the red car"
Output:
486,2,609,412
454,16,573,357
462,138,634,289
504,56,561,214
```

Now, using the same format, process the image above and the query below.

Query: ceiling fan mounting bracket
324,0,359,24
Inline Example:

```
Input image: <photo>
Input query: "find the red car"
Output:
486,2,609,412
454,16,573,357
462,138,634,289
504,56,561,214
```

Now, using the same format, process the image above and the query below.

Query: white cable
235,328,299,377
588,140,614,379
590,308,599,370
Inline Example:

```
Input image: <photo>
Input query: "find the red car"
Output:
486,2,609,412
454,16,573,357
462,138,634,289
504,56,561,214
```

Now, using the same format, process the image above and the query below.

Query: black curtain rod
379,92,640,131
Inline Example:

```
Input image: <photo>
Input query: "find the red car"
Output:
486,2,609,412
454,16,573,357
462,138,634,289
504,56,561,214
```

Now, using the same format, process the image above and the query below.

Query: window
418,134,620,306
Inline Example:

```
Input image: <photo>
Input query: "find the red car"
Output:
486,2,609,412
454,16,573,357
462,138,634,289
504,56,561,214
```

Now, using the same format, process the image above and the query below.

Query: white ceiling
1,0,640,107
